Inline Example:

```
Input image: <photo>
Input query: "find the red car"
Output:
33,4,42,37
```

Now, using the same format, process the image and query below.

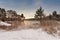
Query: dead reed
40,20,60,35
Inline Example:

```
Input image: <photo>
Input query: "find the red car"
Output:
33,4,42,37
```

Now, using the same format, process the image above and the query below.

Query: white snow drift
0,21,11,26
0,29,59,40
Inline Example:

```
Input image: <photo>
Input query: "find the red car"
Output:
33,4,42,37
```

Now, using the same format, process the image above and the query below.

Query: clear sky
0,0,60,18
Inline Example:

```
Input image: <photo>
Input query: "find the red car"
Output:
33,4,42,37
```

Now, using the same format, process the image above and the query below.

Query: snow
0,21,11,26
0,29,59,40
0,21,59,40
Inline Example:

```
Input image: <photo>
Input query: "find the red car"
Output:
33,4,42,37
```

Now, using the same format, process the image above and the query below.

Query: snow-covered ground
0,21,11,26
0,29,59,40
0,20,60,40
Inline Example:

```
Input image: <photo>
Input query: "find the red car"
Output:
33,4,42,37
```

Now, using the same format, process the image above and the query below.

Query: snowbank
0,29,59,40
0,21,11,26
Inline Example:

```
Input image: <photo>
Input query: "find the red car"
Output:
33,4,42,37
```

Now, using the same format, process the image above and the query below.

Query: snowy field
0,29,59,40
0,21,60,40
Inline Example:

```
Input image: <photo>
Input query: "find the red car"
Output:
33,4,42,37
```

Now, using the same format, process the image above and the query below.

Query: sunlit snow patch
0,29,59,40
0,21,11,26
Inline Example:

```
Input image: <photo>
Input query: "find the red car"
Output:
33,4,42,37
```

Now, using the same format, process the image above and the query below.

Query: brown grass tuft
40,20,59,35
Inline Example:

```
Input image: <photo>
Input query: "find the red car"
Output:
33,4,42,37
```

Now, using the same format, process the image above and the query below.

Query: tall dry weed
40,20,59,35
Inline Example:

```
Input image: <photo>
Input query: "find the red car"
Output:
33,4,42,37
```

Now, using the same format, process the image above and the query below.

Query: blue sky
0,0,60,18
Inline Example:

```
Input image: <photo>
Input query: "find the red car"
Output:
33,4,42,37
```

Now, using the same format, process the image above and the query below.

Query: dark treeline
0,8,25,21
0,7,60,21
34,7,60,21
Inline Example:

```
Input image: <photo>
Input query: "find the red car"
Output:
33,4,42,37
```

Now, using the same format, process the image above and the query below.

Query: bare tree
7,10,17,18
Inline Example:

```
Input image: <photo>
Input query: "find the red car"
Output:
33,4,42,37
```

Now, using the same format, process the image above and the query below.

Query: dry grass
0,20,59,35
0,21,22,30
7,21,22,30
40,20,59,35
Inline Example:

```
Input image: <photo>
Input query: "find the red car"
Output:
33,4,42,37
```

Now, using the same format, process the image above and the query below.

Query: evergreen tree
34,7,44,19
20,14,25,18
52,11,57,16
